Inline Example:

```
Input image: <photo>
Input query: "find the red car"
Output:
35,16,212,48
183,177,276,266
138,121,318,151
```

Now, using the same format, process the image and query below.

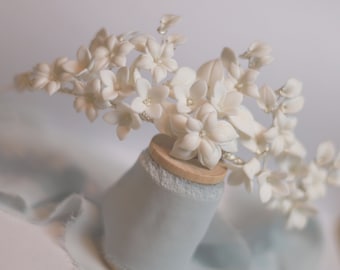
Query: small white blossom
316,141,336,167
227,158,261,192
131,78,169,120
197,59,224,94
302,162,328,200
279,78,303,98
135,39,178,83
63,46,94,76
264,111,298,156
166,34,187,46
32,58,70,95
157,14,182,35
170,105,238,169
240,41,274,70
279,96,305,114
210,81,243,117
89,28,109,53
257,85,277,112
154,103,178,136
286,204,316,229
100,67,134,101
103,103,141,140
258,171,288,203
94,35,134,69
73,79,107,122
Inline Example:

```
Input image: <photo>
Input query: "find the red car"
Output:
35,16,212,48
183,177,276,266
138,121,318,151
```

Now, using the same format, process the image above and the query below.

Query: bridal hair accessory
14,14,340,229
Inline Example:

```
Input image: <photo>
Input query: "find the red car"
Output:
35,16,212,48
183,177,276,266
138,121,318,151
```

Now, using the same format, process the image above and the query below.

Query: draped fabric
0,95,323,270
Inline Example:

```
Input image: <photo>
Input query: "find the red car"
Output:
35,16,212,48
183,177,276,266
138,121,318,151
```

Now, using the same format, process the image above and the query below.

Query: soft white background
0,0,340,268
1,0,340,153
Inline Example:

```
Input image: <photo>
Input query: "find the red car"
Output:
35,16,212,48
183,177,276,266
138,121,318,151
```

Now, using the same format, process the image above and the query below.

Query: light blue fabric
0,137,324,270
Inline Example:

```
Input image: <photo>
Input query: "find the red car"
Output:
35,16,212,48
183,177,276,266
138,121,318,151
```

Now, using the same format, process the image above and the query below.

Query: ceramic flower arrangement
15,14,340,229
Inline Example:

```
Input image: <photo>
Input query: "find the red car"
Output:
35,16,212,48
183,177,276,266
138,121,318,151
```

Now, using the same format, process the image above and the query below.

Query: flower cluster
15,14,340,229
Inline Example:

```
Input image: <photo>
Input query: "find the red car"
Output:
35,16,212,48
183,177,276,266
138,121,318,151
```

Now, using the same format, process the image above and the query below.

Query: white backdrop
0,1,340,268
1,0,340,154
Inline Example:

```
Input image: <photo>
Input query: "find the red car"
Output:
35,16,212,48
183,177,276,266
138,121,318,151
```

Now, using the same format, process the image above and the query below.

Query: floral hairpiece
15,14,340,229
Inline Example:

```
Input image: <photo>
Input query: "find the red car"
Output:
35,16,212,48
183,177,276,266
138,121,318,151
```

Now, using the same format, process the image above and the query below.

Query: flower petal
103,110,119,125
117,125,130,140
131,97,146,113
257,85,276,112
228,106,255,137
197,59,224,90
102,87,118,101
316,141,336,166
47,81,60,95
176,133,200,151
198,139,222,169
170,140,197,161
280,78,302,98
280,96,304,114
171,67,196,87
136,78,150,98
209,120,239,143
147,104,163,119
135,54,154,70
259,183,272,203
147,39,160,59
150,85,169,102
221,47,238,75
220,91,243,115
170,114,188,137
162,58,178,72
220,140,238,152
243,158,261,181
187,117,202,132
153,65,167,83
100,70,115,86
190,80,208,101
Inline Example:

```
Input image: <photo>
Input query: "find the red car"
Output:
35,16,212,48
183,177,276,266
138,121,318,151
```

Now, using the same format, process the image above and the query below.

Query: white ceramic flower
279,96,305,114
257,85,277,112
94,35,134,68
264,111,298,156
221,47,260,97
286,204,316,229
73,79,107,122
302,162,328,200
131,78,169,120
135,39,178,83
32,58,69,95
89,28,109,53
157,14,182,34
197,59,224,94
315,141,336,167
210,81,243,117
100,67,133,101
170,105,238,169
279,78,303,98
240,41,274,70
257,170,289,203
63,46,94,76
170,68,208,114
154,103,178,136
227,158,261,192
103,103,141,140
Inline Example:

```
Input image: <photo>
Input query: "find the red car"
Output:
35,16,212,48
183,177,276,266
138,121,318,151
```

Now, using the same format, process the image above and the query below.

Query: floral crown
15,14,340,229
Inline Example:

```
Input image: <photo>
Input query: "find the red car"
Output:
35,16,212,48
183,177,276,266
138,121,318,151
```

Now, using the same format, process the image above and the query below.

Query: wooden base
148,134,227,185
